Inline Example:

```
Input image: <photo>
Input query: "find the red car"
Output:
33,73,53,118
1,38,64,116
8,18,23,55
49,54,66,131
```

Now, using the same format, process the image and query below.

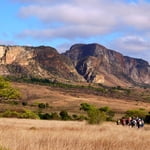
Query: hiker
131,118,137,128
137,118,144,128
120,117,126,126
116,119,121,125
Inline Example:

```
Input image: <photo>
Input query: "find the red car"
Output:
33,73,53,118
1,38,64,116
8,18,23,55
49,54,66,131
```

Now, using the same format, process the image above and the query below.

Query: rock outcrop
64,43,150,86
0,45,84,82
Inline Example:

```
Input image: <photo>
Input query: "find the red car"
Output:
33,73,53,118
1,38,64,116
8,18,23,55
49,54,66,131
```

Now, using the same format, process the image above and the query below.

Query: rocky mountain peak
64,43,150,86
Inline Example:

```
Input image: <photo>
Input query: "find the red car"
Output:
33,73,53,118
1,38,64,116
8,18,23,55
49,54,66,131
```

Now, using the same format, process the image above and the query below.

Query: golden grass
0,118,149,150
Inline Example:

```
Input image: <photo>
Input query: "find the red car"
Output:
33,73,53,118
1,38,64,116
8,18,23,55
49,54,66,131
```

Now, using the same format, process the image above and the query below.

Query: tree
0,76,21,99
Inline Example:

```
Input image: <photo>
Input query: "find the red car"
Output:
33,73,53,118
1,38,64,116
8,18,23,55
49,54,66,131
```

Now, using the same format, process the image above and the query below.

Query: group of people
116,117,144,128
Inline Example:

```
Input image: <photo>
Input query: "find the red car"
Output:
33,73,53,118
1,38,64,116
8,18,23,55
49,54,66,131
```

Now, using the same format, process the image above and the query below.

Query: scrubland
0,118,149,150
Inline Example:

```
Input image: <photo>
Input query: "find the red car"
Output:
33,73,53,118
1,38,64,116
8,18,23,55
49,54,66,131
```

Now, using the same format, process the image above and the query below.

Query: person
131,118,137,128
116,119,121,125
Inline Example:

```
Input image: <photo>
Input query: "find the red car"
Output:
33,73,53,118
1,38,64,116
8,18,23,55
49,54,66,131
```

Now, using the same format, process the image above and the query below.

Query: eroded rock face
64,43,150,86
0,44,149,86
0,45,84,82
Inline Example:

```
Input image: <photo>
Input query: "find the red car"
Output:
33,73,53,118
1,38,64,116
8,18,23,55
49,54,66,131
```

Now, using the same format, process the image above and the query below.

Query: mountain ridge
64,43,150,86
0,43,149,87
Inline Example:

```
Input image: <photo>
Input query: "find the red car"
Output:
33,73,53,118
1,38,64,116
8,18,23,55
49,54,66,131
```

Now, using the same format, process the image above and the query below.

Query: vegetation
6,76,150,102
125,108,148,119
38,103,49,109
0,76,21,99
145,112,150,123
59,110,71,120
99,106,115,121
80,103,114,124
0,119,149,150
0,110,39,119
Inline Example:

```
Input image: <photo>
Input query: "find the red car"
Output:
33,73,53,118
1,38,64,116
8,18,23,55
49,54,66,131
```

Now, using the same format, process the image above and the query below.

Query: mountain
64,43,150,86
0,44,149,87
0,45,84,82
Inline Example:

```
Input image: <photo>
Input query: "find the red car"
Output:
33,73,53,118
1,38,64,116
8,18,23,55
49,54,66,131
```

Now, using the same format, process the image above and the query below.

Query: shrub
21,110,39,119
87,109,106,124
39,113,51,120
99,106,115,121
22,101,28,106
50,112,60,120
0,110,20,118
38,103,46,109
145,115,150,124
80,103,95,111
59,110,71,120
125,108,148,119
38,103,49,109
80,103,106,124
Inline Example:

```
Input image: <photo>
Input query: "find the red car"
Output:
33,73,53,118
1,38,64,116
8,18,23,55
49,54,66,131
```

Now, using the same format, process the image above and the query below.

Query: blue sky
0,0,150,62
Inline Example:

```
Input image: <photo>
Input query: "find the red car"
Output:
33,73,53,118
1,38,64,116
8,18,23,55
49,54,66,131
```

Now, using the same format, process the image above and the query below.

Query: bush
87,109,106,124
21,110,39,119
145,112,150,124
59,110,71,120
99,106,115,121
51,112,60,120
125,108,148,119
0,110,20,118
39,113,51,120
0,110,39,119
38,103,49,109
80,103,107,124
80,103,95,111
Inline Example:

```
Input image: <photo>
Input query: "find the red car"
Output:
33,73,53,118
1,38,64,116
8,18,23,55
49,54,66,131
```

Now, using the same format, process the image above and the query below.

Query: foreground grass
0,118,149,150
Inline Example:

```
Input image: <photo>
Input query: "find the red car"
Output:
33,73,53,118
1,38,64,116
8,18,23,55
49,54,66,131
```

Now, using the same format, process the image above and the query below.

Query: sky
0,0,150,63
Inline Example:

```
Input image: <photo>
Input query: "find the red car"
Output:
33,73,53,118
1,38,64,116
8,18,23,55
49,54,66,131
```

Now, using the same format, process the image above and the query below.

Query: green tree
0,76,21,99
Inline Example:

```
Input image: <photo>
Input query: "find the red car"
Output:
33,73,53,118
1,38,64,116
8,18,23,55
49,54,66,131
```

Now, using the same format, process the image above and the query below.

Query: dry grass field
0,118,149,150
11,82,150,114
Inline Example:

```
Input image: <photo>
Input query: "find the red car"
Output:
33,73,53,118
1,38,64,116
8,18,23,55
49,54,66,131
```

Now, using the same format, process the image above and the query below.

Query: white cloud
110,35,150,62
18,0,150,39
116,35,150,52
14,0,150,62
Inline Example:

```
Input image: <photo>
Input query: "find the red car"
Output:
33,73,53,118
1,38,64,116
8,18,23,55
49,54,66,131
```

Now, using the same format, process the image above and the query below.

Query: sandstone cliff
64,43,150,86
0,45,84,82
